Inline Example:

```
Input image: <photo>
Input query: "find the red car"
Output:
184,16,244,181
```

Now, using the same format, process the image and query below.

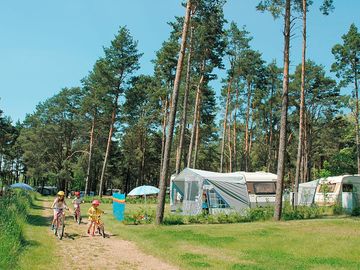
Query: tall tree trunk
267,79,274,172
99,93,119,197
233,86,239,172
244,81,251,171
274,0,291,221
156,0,192,225
160,98,169,171
193,100,201,168
85,114,96,195
294,0,307,206
187,65,205,168
355,69,360,173
175,25,193,174
228,112,233,172
220,77,233,172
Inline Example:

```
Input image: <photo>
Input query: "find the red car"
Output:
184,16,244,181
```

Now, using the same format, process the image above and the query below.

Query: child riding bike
51,191,71,230
87,199,105,236
72,191,84,223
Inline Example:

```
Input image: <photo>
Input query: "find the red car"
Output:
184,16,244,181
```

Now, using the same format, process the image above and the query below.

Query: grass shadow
30,202,47,210
27,214,50,227
64,232,80,240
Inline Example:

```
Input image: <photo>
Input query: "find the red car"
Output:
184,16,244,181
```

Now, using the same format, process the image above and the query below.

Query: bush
351,207,360,216
123,207,155,225
125,195,170,204
82,196,112,204
0,190,33,269
247,206,274,221
331,204,344,215
163,214,185,225
282,204,322,220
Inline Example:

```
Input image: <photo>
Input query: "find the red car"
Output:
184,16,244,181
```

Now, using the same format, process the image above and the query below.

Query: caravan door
342,184,354,212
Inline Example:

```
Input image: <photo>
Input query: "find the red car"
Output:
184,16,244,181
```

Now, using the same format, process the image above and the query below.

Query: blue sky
0,0,359,122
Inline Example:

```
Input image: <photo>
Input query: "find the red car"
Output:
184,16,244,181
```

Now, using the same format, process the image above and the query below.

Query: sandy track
43,202,178,270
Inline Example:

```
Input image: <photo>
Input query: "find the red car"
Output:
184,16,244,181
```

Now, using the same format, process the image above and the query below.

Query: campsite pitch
19,198,178,270
18,197,360,270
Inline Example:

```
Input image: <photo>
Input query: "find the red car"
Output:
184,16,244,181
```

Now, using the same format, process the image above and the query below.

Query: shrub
351,207,360,216
331,204,344,215
247,206,274,221
82,196,112,204
282,204,322,220
0,190,33,269
163,214,185,225
123,207,155,225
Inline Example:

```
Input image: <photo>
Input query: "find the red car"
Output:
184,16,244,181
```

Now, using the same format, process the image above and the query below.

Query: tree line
1,0,359,222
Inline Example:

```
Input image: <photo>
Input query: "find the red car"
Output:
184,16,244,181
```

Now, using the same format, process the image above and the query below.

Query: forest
0,0,359,218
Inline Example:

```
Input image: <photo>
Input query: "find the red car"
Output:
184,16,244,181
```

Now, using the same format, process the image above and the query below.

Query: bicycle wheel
100,225,105,238
57,216,64,240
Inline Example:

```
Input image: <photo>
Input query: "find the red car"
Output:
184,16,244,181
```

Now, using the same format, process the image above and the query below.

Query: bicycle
74,204,82,224
89,214,106,238
52,208,65,240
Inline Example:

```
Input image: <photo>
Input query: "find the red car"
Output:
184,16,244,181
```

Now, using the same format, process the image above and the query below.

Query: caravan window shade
253,182,276,194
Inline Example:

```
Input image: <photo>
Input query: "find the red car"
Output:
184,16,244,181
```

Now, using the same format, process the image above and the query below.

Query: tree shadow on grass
27,214,50,227
30,202,47,210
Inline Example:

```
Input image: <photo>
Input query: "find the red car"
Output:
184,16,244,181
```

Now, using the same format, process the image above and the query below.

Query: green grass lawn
18,196,60,270
93,202,360,270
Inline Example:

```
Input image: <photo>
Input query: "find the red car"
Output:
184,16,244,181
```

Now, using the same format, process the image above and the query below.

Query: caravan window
343,184,353,192
317,183,336,193
247,182,276,194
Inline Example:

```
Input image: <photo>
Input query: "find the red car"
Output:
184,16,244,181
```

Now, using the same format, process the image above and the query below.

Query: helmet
92,199,100,206
74,191,80,196
57,191,65,196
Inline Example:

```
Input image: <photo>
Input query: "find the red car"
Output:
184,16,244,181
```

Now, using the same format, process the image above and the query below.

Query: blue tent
10,183,34,191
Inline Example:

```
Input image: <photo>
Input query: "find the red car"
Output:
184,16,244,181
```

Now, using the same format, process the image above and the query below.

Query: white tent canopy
171,168,251,215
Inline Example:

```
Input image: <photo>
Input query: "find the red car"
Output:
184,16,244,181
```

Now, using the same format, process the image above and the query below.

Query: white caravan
313,175,360,211
241,172,278,207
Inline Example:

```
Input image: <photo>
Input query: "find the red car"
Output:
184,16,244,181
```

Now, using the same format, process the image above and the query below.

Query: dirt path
43,201,178,270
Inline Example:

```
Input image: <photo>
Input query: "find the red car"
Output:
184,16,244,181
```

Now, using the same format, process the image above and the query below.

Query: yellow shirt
88,206,104,221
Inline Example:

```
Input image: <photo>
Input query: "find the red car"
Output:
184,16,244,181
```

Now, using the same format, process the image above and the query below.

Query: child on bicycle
51,191,70,230
87,199,104,236
72,191,84,221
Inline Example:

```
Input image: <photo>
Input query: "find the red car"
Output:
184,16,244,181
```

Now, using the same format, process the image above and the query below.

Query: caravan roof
238,171,277,182
318,175,360,184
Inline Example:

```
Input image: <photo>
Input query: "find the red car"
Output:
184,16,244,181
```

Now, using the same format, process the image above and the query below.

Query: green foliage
351,207,360,216
163,214,185,225
282,204,322,220
331,203,344,215
0,190,33,269
123,207,155,225
82,196,112,204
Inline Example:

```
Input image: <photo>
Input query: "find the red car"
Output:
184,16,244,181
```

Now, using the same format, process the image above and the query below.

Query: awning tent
297,179,319,206
171,168,250,215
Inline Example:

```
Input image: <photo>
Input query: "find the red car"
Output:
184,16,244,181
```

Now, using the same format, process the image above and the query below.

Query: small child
72,191,84,221
87,200,104,236
51,191,70,230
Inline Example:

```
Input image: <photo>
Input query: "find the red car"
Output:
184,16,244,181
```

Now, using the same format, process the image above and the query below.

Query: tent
10,183,34,191
170,168,250,215
297,179,319,206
